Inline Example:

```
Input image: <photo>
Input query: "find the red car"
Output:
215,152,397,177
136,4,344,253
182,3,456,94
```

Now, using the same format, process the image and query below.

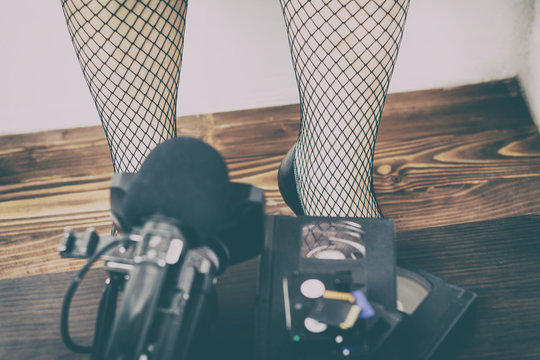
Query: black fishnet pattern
280,0,409,217
61,0,187,172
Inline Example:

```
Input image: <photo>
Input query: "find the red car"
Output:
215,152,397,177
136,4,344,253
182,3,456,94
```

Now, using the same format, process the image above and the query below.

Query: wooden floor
1,78,540,280
1,78,540,360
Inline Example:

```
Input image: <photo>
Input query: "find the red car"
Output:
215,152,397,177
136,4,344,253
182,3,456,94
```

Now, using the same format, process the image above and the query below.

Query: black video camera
58,137,266,360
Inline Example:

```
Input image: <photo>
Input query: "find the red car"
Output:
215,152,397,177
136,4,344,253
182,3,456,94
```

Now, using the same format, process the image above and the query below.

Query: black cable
61,238,132,353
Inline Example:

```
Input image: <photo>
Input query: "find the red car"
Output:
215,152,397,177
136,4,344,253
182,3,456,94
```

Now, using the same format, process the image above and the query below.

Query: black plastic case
255,215,476,360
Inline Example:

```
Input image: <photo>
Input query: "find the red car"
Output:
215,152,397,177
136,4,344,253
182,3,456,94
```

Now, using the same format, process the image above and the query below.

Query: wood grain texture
1,216,538,359
397,215,540,360
1,79,540,280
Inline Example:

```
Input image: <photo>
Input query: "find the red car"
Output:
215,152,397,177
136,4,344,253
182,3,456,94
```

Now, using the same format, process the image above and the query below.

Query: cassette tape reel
396,266,432,315
301,221,366,260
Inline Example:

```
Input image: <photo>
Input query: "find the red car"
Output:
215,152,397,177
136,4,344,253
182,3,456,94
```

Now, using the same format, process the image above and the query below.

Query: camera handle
91,273,124,360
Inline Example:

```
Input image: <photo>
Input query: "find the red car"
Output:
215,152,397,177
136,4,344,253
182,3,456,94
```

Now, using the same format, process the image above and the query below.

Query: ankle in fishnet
61,0,187,172
279,0,409,217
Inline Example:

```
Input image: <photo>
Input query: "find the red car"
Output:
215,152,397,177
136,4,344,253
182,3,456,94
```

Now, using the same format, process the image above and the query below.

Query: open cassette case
255,216,476,360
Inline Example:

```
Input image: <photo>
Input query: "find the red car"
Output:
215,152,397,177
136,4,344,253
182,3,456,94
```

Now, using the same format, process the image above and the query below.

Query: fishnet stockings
280,0,409,217
61,0,187,172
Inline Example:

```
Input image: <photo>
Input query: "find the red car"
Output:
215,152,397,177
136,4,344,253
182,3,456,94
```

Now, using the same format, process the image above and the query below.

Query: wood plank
375,126,540,229
378,79,533,140
396,216,540,360
1,79,539,280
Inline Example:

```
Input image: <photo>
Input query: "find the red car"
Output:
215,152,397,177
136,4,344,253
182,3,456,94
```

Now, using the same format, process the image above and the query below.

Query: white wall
391,0,532,93
0,0,537,135
520,0,540,129
179,0,297,116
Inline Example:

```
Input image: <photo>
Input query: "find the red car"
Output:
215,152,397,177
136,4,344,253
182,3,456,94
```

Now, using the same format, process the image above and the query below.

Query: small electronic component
353,290,375,319
309,297,361,330
323,290,356,303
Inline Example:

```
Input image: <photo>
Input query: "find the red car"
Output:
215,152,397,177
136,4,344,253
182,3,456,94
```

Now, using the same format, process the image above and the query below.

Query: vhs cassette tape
255,216,476,360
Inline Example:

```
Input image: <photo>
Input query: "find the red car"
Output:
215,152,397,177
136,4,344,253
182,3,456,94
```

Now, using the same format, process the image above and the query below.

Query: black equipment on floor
255,216,477,360
58,137,265,360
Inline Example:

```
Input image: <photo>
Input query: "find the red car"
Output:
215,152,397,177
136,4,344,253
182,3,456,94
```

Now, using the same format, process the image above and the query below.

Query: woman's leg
61,0,188,172
279,0,409,217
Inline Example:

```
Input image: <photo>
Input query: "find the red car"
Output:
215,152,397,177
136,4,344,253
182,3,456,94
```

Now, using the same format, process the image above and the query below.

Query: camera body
58,173,266,360
60,216,221,360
